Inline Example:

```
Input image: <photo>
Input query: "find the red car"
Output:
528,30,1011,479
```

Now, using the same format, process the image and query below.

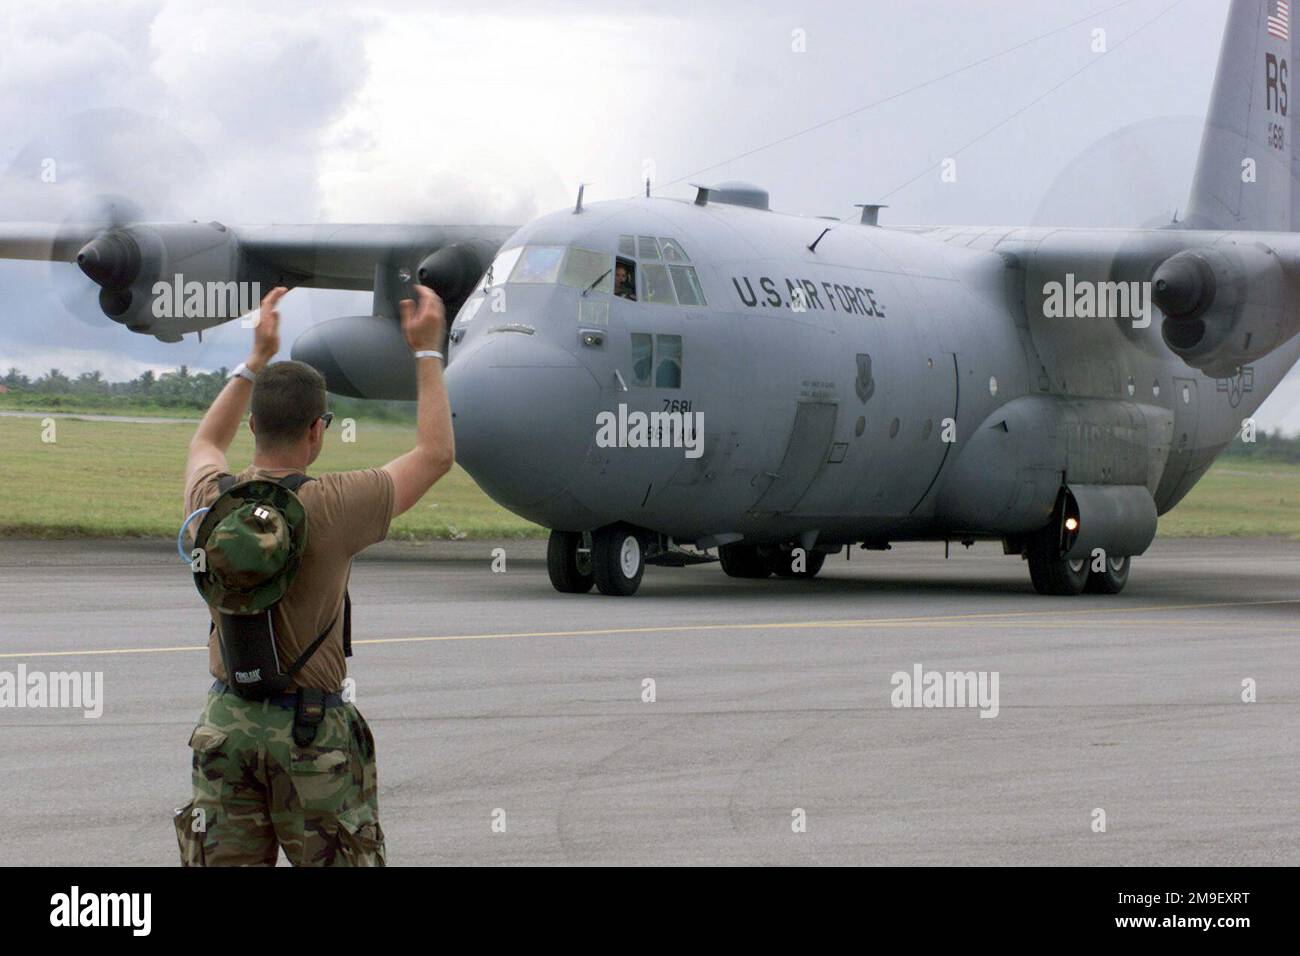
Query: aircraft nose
445,334,600,510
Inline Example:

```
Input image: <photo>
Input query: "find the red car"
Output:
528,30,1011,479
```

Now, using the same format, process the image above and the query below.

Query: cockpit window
659,238,689,262
614,258,637,300
668,264,705,306
605,235,705,306
483,246,523,289
457,292,486,325
628,332,682,389
559,248,613,293
631,333,654,385
640,262,676,305
510,245,566,283
655,334,682,388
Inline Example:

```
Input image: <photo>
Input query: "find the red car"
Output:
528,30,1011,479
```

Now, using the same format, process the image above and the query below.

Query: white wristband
229,362,257,384
414,350,444,361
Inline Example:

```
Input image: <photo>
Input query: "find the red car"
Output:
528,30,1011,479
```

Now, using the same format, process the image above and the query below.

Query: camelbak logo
234,669,262,683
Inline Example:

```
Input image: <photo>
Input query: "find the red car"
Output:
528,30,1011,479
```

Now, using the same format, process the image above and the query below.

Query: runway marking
1,597,1296,660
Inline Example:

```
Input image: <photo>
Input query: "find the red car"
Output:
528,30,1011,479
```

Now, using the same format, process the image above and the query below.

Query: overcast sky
3,0,1297,431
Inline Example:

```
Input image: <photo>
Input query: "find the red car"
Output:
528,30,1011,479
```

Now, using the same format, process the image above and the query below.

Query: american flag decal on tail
1268,0,1290,41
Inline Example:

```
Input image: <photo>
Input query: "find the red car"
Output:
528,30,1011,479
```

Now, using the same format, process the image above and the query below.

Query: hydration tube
177,507,210,563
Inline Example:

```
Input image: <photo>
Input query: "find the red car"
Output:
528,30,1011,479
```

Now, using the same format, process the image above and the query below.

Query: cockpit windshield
482,244,611,291
481,246,522,289
560,248,614,293
475,239,701,305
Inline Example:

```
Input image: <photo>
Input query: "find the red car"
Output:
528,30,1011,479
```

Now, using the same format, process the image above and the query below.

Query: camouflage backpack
189,474,337,700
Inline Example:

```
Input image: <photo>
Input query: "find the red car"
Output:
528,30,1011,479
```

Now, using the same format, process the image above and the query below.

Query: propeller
50,195,145,325
1031,116,1203,231
1029,116,1205,359
0,107,207,326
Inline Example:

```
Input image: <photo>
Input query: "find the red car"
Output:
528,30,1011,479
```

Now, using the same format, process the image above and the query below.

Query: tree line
0,367,416,422
3,365,229,406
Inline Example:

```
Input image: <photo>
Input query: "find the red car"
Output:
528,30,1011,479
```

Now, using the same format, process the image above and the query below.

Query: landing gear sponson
548,526,829,595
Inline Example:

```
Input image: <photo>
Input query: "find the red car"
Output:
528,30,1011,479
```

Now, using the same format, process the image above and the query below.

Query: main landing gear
1023,497,1132,596
548,524,646,596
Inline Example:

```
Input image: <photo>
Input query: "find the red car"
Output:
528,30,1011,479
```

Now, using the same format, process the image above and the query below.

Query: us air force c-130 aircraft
3,0,1300,596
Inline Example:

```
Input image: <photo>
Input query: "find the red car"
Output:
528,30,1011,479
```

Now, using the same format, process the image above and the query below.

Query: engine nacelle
416,238,498,325
76,221,273,337
291,314,416,400
1153,242,1300,378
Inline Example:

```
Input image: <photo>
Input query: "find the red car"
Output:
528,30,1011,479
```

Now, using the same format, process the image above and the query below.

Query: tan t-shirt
185,464,395,692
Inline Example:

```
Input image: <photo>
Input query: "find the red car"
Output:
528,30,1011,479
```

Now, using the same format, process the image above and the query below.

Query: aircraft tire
547,530,595,594
768,548,826,578
1026,530,1090,596
591,524,645,596
719,543,771,578
1084,555,1131,594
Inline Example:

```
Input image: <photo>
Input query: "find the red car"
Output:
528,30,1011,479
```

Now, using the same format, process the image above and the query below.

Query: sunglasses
319,412,334,430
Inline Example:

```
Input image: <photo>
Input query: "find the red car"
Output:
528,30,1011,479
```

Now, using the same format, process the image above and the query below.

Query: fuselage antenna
808,226,831,253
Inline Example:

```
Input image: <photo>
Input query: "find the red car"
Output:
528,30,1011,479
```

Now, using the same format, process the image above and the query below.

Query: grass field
1,415,1298,539
0,416,542,539
1154,462,1300,538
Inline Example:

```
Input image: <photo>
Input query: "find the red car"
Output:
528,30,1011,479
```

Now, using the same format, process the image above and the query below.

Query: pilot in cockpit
614,259,637,300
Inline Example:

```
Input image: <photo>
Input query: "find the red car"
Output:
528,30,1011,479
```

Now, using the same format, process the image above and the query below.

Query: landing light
1064,517,1080,532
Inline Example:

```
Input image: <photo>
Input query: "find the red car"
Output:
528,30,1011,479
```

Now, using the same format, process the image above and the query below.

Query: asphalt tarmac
0,536,1296,866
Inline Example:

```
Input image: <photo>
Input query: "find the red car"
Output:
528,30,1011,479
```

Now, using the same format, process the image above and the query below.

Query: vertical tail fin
1186,0,1295,231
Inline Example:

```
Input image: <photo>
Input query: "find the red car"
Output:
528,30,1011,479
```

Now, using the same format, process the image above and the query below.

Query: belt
211,680,346,709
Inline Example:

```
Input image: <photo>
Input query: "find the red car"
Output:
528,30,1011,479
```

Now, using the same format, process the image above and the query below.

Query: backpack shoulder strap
343,591,352,658
270,473,357,672
217,472,313,494
277,473,315,492
282,604,340,683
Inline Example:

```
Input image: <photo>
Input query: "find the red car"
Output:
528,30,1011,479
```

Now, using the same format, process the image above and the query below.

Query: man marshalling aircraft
3,0,1299,596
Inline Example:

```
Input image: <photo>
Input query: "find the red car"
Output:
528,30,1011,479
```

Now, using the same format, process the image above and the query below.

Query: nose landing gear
549,524,647,595
546,530,594,593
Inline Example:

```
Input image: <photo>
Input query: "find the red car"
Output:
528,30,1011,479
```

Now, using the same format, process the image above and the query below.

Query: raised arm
185,287,286,483
383,286,455,516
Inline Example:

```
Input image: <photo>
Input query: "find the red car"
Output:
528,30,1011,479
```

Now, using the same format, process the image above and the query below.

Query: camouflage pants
173,688,385,866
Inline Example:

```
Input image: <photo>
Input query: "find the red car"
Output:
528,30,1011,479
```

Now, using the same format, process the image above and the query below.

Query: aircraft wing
0,222,94,262
910,224,1300,380
0,218,517,337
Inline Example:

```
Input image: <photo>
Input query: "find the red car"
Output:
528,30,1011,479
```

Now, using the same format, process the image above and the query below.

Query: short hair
250,361,327,448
